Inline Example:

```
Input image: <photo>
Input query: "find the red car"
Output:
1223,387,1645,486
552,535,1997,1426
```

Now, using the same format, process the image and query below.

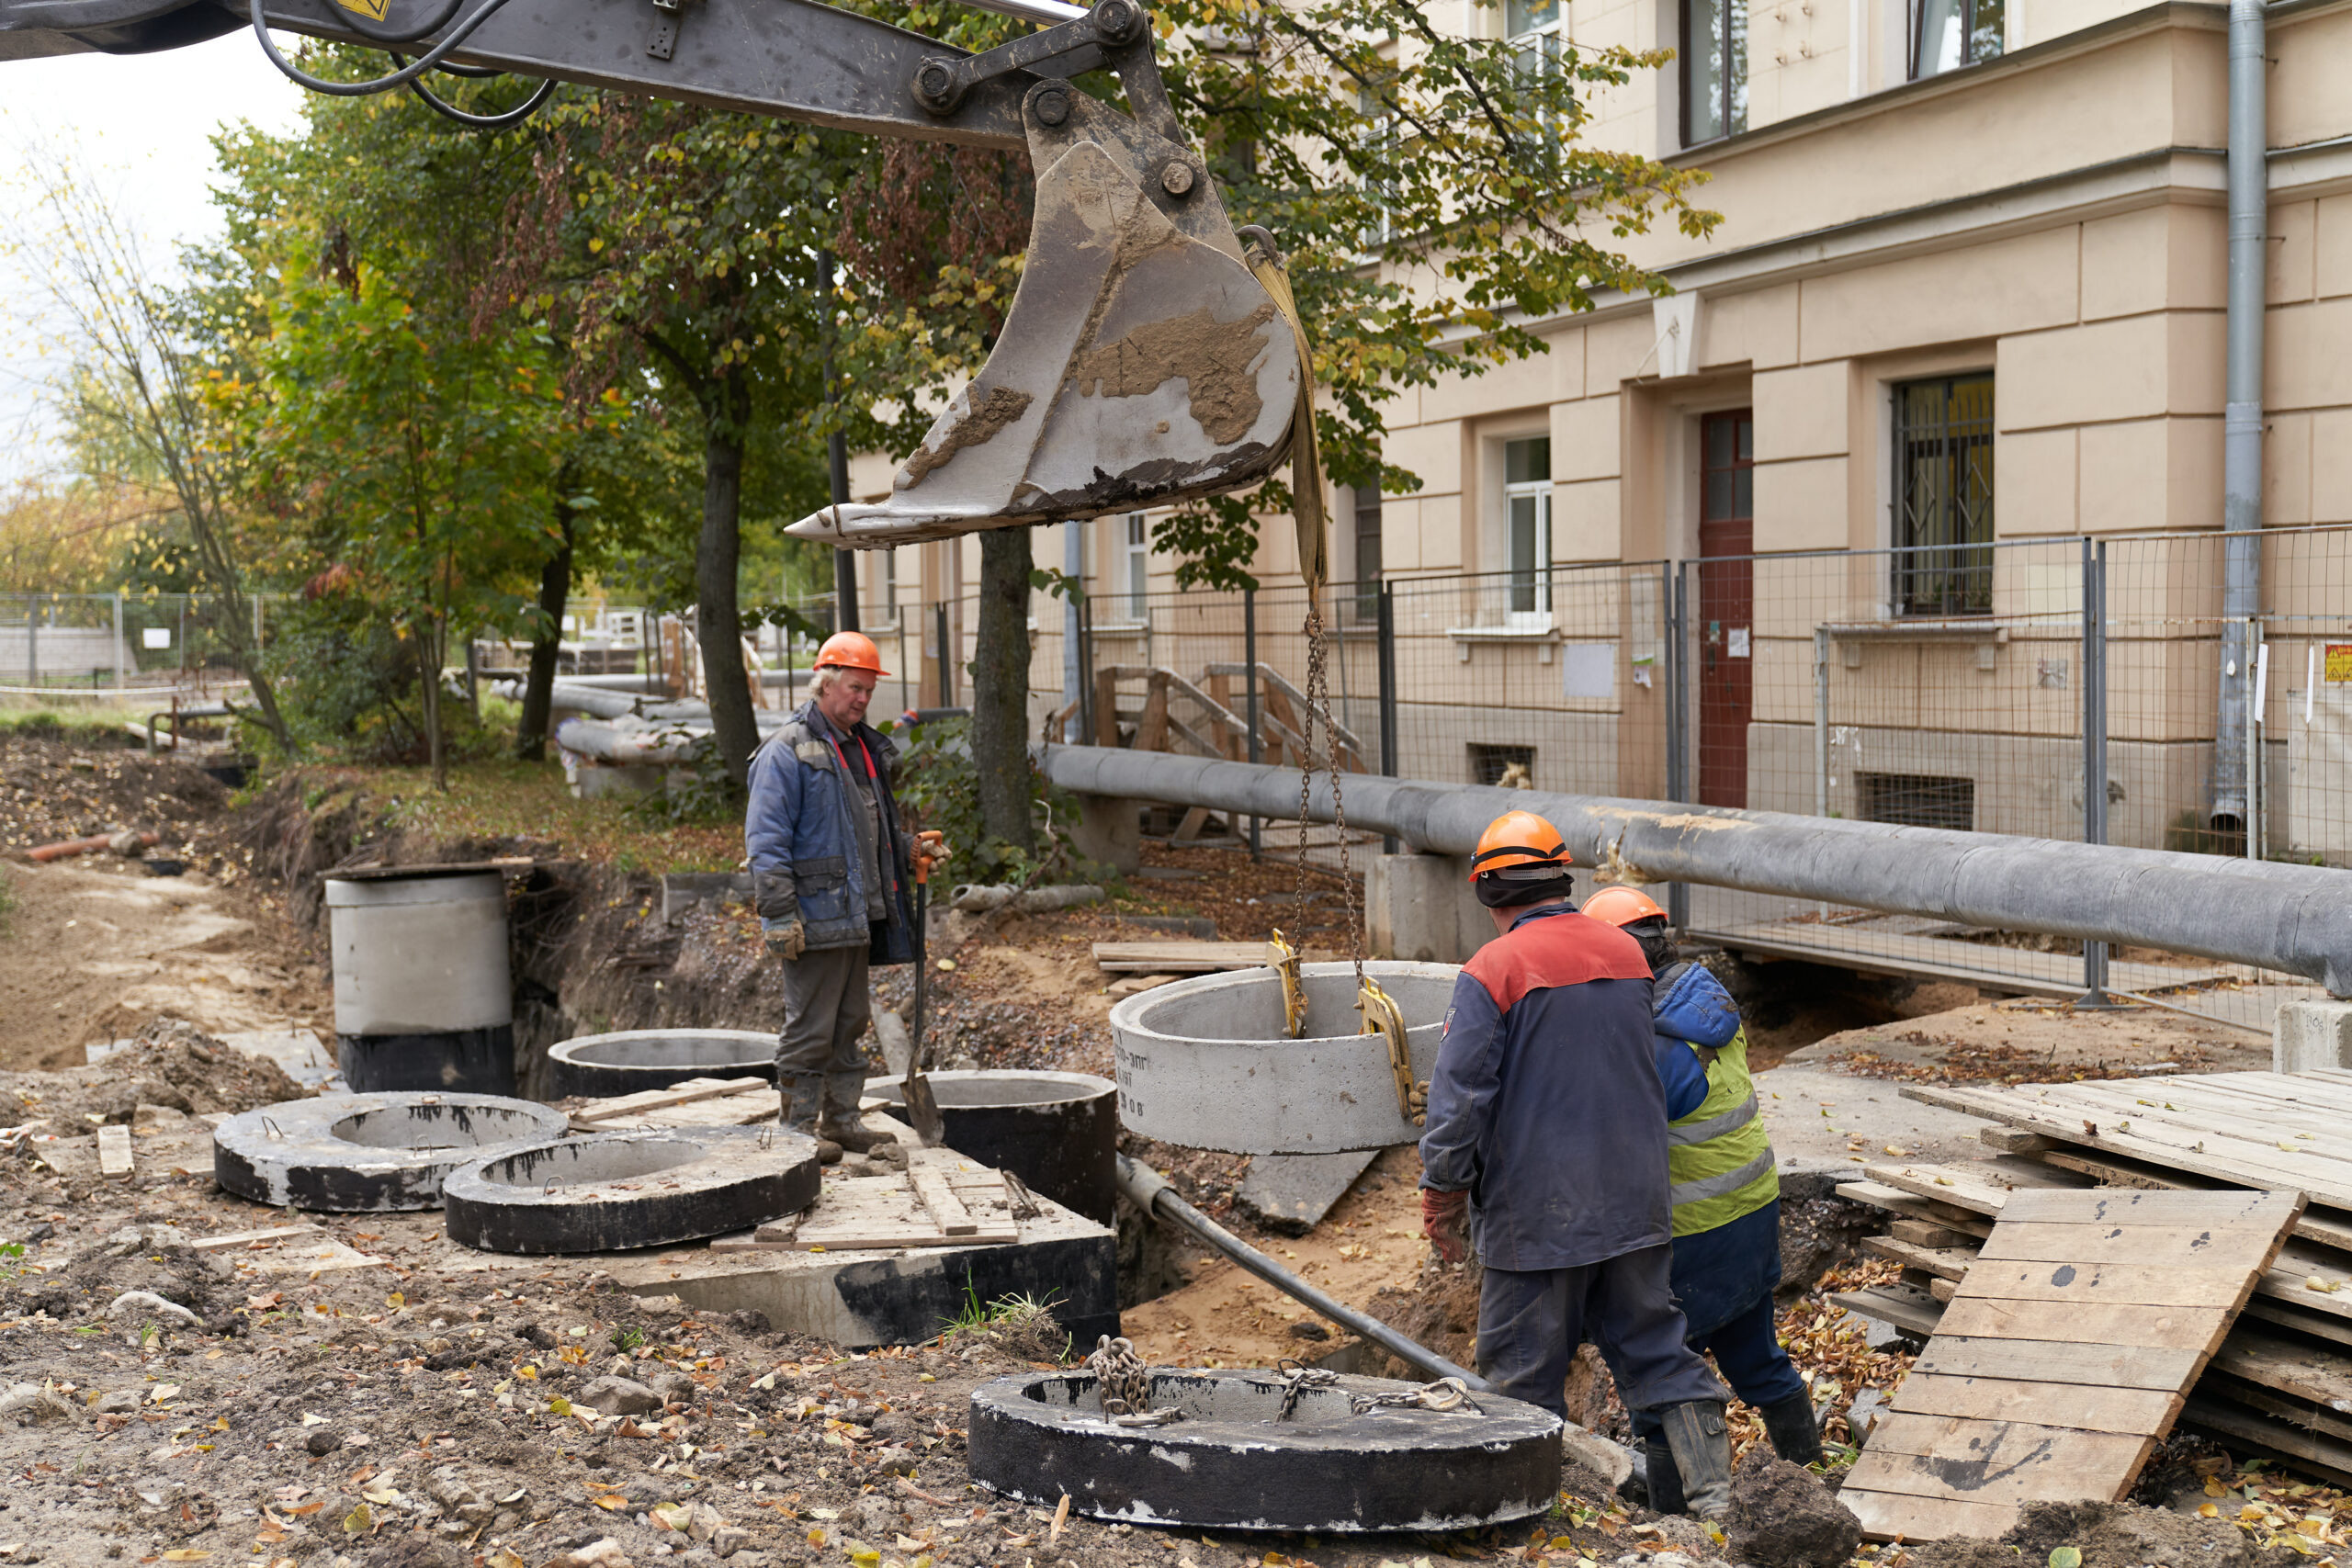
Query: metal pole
27,594,38,689
1812,625,1830,819
933,601,953,707
2212,0,2267,835
2082,537,2112,1004
1665,563,1690,931
1076,593,1094,743
1062,522,1083,741
112,591,125,691
1244,586,1261,860
1377,582,1398,854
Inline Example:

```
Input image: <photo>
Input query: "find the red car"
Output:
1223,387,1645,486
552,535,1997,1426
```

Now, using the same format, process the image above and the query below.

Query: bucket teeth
788,124,1296,547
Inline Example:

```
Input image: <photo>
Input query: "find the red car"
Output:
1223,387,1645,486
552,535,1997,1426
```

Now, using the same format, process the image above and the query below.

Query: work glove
763,919,807,962
1421,1187,1471,1267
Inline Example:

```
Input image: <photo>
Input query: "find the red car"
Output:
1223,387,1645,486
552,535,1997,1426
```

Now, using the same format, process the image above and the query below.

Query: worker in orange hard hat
1421,809,1736,1520
1585,885,1815,1508
745,625,944,1164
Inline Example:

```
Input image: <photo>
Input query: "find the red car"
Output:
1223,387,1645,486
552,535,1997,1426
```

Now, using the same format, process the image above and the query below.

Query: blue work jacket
743,702,914,962
1418,903,1667,1272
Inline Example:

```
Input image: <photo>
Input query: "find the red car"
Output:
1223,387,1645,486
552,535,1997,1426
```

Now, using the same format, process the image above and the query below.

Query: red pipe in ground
27,829,160,863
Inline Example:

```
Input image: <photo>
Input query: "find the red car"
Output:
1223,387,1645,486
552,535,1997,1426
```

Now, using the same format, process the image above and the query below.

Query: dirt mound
0,728,227,855
1904,1498,2266,1568
0,1017,311,1125
1725,1451,1860,1568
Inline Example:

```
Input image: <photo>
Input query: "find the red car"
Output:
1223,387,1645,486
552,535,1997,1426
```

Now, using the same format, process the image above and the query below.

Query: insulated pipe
1036,743,2352,995
2213,0,2268,830
1114,1154,1488,1390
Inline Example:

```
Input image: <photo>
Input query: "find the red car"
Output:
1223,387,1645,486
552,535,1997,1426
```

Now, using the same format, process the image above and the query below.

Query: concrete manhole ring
212,1093,574,1213
967,1368,1564,1530
441,1131,822,1254
546,1028,779,1099
1109,960,1458,1153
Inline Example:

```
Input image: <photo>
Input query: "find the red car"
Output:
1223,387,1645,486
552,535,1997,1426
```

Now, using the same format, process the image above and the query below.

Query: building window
1892,374,1995,616
1911,0,2002,76
1681,0,1747,146
1860,772,1975,831
1470,742,1537,789
1508,0,1566,145
1352,487,1384,624
1504,436,1552,624
1123,512,1150,621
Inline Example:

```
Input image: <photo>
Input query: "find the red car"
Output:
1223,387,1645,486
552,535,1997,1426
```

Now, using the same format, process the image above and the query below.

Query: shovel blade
901,1071,947,1149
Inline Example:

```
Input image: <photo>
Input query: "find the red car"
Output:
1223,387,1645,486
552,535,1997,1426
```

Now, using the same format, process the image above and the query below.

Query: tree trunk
695,362,760,785
421,613,446,790
971,525,1035,853
517,494,576,762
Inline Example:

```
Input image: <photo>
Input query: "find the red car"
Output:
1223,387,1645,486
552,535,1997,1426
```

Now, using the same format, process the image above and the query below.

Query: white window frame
1503,439,1552,630
1124,512,1151,622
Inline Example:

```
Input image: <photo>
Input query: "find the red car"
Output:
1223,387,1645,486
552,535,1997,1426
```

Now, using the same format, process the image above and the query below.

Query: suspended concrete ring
546,1028,779,1100
212,1093,574,1213
441,1131,822,1254
968,1367,1564,1530
1109,961,1458,1154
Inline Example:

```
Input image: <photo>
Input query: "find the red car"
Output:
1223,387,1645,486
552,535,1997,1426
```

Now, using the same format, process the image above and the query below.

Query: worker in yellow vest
1584,887,1819,1512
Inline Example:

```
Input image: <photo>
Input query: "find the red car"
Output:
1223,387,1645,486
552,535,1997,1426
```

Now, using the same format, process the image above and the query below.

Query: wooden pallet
1838,1187,2304,1543
1091,940,1275,974
712,1150,1023,1254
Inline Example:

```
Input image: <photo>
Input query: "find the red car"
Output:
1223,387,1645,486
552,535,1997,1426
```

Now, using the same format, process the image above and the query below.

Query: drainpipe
2212,0,2267,837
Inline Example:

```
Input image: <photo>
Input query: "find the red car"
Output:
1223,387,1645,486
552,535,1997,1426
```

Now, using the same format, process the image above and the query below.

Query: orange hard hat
1583,886,1668,928
813,630,889,677
1469,809,1573,882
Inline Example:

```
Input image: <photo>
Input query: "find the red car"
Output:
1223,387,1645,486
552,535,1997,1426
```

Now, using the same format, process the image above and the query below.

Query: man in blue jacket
1585,887,1818,1512
1419,810,1736,1520
744,631,925,1161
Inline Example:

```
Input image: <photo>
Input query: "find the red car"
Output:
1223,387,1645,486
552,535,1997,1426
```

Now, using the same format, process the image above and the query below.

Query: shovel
899,832,946,1148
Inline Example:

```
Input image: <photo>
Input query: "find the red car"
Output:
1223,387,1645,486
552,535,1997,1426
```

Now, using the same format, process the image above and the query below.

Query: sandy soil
1794,998,2271,1084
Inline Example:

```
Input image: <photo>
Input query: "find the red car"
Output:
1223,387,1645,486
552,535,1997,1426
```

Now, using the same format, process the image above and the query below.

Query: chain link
1299,600,1366,997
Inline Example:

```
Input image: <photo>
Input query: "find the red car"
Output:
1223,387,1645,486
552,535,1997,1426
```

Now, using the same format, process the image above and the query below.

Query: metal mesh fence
0,592,273,694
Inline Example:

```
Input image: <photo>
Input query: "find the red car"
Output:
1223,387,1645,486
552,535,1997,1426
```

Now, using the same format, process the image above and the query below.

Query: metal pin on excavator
0,0,1302,552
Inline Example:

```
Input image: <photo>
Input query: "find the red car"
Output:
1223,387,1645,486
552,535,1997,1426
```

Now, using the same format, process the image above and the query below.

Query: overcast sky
0,29,309,485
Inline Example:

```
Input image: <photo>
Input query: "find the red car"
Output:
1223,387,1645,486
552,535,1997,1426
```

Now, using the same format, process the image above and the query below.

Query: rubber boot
1760,1392,1823,1468
1644,1434,1686,1515
820,1072,898,1156
779,1073,842,1165
1657,1400,1735,1522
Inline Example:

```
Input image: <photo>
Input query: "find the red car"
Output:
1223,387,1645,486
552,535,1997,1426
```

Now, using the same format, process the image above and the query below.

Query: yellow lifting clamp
1357,976,1422,1126
1268,928,1309,1040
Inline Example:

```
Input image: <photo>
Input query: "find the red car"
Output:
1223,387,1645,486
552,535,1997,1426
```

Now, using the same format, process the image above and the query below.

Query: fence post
2082,536,2112,1004
1076,594,1095,743
1376,582,1398,854
1244,586,1261,861
26,594,39,690
1664,562,1689,931
1812,625,1830,818
113,592,126,691
933,601,953,708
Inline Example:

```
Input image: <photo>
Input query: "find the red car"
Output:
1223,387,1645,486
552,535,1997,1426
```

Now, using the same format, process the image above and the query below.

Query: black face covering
1631,919,1680,974
1475,872,1576,909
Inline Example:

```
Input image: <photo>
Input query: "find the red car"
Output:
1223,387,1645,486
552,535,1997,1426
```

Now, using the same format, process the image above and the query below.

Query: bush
888,715,1087,886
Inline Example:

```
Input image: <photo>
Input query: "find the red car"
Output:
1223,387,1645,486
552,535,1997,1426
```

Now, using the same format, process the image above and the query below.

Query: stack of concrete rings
213,1093,572,1212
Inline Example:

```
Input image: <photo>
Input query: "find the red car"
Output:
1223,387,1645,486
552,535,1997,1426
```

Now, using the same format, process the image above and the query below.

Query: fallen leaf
162,1553,210,1562
341,1504,373,1535
2048,1550,2081,1568
594,1496,628,1511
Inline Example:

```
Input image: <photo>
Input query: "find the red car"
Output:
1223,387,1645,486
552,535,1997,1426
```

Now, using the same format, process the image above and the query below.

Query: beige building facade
846,0,2352,863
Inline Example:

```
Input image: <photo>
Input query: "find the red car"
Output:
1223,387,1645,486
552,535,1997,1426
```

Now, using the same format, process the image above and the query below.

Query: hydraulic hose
1114,1152,1486,1390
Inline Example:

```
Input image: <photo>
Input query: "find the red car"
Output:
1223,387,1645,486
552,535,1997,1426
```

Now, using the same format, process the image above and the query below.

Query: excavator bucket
787,82,1299,548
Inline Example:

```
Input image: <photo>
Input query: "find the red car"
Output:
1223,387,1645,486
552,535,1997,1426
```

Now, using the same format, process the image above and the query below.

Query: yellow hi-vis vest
1667,1024,1779,1237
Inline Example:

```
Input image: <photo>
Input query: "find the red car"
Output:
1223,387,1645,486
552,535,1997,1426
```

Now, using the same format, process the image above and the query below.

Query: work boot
1657,1400,1735,1522
779,1074,842,1165
1644,1434,1685,1515
820,1073,899,1156
1760,1392,1823,1468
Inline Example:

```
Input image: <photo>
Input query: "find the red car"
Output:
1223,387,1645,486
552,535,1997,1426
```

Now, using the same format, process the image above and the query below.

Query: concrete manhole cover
546,1028,780,1099
967,1368,1563,1529
442,1130,821,1254
212,1093,574,1212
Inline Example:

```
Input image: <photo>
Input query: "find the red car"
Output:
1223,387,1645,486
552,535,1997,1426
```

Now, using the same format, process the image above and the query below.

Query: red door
1696,410,1754,809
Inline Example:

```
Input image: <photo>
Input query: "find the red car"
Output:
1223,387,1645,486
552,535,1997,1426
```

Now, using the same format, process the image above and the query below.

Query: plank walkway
1838,1187,2302,1542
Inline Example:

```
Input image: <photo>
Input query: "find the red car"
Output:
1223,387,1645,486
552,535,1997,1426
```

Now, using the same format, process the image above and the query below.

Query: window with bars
1470,742,1537,788
1911,0,2003,77
1352,487,1384,625
1892,374,1995,616
1860,772,1975,831
1681,0,1747,146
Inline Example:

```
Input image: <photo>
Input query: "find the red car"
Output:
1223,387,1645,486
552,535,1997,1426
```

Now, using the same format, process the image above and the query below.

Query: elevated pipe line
1037,743,2352,997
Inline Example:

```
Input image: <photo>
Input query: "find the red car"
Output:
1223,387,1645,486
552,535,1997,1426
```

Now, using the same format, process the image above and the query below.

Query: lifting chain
1273,1358,1340,1421
1347,1376,1484,1417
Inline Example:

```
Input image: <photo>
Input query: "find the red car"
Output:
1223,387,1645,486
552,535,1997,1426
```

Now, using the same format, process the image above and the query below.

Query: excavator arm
0,0,1303,548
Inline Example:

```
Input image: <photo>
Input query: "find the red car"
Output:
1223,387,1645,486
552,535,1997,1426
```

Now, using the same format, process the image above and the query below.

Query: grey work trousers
777,942,872,1122
1476,1244,1727,1418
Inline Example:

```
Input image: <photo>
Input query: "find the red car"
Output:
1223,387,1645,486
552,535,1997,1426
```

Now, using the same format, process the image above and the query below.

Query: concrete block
2276,998,2352,1073
1367,852,1491,964
1070,793,1142,874
1232,1149,1382,1235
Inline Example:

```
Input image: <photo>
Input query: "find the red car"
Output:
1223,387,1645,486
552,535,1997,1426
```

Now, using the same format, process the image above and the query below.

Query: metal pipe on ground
948,883,1105,913
1036,743,2352,996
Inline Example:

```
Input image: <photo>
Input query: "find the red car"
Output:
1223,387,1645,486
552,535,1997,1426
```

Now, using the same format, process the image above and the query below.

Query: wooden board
1091,941,1273,974
1863,1235,1980,1280
2180,1395,2352,1487
2242,1294,2352,1347
96,1124,133,1179
1839,1188,2301,1541
2207,1324,2352,1409
747,1151,1021,1252
1838,1182,1995,1237
572,1077,770,1125
1829,1282,1945,1338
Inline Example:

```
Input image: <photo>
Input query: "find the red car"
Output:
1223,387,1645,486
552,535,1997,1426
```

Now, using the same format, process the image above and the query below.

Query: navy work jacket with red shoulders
1418,903,1667,1272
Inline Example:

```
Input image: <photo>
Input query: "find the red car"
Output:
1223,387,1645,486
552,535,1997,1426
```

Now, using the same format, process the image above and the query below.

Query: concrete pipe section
326,870,515,1094
1110,961,1457,1154
968,1368,1563,1530
442,1131,821,1254
213,1094,572,1212
546,1028,780,1100
863,1070,1116,1223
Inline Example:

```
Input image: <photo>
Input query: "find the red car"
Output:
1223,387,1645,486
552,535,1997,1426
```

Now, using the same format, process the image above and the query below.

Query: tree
6,142,297,750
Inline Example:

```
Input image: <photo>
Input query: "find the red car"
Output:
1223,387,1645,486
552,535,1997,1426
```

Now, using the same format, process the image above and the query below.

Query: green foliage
888,716,1085,886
